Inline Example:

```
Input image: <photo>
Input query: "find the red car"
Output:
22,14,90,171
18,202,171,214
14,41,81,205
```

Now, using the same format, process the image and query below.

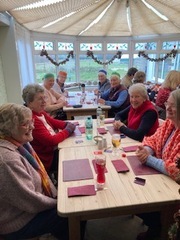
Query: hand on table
136,145,150,164
113,120,125,130
98,98,105,105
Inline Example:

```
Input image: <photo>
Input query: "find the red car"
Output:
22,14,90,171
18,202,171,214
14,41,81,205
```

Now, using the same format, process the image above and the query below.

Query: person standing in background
121,67,138,88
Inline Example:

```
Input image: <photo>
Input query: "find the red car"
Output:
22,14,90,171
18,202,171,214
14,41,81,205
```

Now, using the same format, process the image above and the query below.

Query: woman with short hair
114,83,159,141
0,103,68,240
22,83,75,173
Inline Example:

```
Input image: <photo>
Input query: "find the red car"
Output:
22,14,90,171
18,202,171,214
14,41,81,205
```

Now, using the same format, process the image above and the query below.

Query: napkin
63,159,93,181
78,126,86,133
92,159,108,173
112,160,129,173
123,146,138,152
97,128,107,134
71,127,82,137
67,185,96,197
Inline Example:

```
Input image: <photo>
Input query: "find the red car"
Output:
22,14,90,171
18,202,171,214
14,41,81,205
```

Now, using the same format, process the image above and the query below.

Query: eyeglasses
20,119,34,129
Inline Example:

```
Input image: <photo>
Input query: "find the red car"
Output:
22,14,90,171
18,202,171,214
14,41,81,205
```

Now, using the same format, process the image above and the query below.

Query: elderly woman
136,89,180,240
94,69,111,95
98,72,130,117
42,73,67,119
133,71,146,84
114,83,159,141
22,83,75,173
0,103,68,240
155,70,180,109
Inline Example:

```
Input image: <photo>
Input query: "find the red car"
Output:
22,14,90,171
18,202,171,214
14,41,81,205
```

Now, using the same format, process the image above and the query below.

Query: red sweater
31,111,70,171
156,87,171,109
128,100,159,137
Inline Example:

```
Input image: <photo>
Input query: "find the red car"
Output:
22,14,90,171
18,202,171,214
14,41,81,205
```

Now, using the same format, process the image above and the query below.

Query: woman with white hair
114,83,159,141
0,103,68,240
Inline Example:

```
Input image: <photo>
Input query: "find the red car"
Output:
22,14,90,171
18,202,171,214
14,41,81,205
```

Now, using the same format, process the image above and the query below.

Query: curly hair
0,103,31,137
22,84,44,105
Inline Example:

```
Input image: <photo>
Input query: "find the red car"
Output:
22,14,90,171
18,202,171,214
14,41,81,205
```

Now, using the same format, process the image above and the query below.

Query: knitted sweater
31,111,70,171
0,139,57,234
143,119,180,181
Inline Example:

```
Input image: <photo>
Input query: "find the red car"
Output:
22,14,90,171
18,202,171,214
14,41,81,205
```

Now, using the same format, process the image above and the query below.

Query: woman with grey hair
114,83,159,141
0,103,68,240
22,83,75,173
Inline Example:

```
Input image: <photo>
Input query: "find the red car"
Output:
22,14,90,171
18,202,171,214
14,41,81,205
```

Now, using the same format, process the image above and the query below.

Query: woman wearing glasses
0,103,68,240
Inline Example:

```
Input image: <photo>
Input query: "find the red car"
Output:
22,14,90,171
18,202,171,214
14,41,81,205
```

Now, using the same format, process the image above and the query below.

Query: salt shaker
102,137,107,149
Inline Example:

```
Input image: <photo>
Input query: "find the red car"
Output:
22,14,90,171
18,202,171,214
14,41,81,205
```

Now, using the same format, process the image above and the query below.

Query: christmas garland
40,49,74,66
86,50,122,65
138,49,178,62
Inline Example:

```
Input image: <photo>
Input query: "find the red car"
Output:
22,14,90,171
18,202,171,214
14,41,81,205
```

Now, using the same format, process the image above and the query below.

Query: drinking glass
95,154,106,189
112,134,121,156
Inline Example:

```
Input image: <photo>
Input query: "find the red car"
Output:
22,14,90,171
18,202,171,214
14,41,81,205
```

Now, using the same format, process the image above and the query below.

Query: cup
95,154,106,189
112,134,121,156
99,111,105,126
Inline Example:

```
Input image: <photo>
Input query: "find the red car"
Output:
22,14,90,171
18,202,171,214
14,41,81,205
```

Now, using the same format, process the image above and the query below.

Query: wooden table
58,119,138,149
57,144,180,240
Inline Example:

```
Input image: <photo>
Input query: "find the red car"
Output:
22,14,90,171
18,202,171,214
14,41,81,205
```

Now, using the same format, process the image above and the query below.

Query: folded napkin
63,159,93,181
104,119,114,124
78,126,86,134
123,146,138,152
92,159,108,173
112,160,129,173
97,128,107,134
68,185,96,197
71,127,82,137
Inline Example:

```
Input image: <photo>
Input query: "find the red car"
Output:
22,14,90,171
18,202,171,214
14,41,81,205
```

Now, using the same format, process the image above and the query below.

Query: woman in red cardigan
22,84,75,173
114,83,159,141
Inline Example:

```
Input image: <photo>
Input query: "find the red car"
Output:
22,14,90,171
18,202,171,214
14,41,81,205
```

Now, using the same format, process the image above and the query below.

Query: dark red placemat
127,155,161,176
123,145,139,152
106,126,120,135
97,128,107,134
78,126,86,133
63,158,93,181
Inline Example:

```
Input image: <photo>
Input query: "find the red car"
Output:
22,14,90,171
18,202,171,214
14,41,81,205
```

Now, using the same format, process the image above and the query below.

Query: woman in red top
156,70,180,109
114,83,159,141
22,84,75,173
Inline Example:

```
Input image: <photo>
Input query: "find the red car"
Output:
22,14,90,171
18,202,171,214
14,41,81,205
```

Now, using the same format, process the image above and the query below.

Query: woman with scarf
135,89,180,240
0,103,68,240
114,83,159,141
98,72,130,117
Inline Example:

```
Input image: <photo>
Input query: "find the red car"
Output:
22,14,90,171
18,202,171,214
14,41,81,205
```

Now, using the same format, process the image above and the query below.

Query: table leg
69,216,81,240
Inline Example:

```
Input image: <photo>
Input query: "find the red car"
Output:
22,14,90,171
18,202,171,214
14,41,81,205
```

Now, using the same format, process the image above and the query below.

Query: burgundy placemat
63,158,93,181
92,159,108,173
97,128,107,134
106,126,120,135
112,160,129,173
127,155,161,176
71,127,82,137
67,185,96,197
104,119,114,124
123,145,139,152
78,126,85,133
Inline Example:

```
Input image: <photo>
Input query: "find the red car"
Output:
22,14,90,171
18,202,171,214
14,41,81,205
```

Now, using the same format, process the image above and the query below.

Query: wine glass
112,134,121,156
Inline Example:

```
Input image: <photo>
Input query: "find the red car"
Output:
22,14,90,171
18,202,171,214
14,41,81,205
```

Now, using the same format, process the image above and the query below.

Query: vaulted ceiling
0,0,180,37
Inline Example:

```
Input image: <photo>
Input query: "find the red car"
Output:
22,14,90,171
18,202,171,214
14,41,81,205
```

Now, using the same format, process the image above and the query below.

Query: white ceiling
0,0,180,37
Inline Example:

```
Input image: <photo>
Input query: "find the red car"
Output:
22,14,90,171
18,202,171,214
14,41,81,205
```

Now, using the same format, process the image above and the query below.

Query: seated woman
22,83,75,173
114,83,159,141
133,71,146,84
155,70,180,110
98,72,130,117
136,89,180,240
0,103,68,240
42,73,67,120
94,69,111,95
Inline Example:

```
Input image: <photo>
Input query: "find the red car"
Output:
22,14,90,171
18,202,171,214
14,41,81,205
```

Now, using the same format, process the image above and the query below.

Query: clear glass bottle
96,106,102,127
85,116,93,140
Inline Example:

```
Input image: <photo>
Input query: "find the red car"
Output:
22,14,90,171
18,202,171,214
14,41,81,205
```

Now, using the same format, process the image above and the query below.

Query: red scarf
128,100,159,136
